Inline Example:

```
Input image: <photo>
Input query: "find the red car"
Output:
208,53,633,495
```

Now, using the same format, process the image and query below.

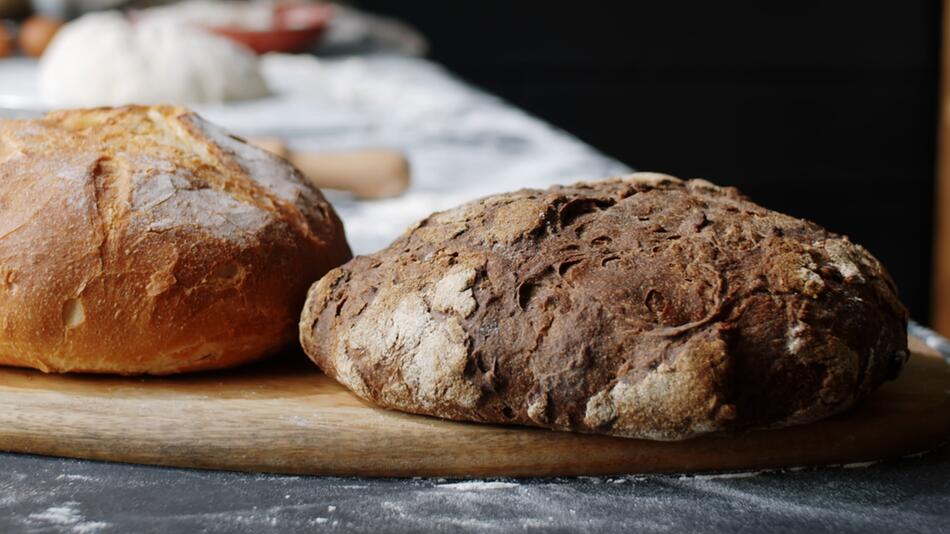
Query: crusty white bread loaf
0,106,351,374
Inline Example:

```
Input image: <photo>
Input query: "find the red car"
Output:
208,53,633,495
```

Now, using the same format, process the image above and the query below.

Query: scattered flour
56,474,99,482
29,504,82,524
679,471,762,480
437,481,520,490
842,461,878,469
27,502,111,533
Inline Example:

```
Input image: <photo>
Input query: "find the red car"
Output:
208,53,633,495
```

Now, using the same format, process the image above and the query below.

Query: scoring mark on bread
133,169,273,245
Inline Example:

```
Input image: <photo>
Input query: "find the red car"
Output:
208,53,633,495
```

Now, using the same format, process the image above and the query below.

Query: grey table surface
2,11,950,533
1,444,948,534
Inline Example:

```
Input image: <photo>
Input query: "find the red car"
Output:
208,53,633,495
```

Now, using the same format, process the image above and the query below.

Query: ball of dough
38,11,268,107
0,106,351,374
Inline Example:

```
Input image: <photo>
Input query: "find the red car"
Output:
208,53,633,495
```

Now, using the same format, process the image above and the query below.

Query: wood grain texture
0,337,947,478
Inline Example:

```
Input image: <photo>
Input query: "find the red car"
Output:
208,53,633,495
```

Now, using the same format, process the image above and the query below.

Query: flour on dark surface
0,447,948,533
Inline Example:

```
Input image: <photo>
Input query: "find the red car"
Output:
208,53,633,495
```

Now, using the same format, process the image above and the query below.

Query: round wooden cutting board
0,336,948,477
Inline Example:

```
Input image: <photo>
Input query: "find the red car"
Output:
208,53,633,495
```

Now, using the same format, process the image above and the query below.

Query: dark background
359,1,941,323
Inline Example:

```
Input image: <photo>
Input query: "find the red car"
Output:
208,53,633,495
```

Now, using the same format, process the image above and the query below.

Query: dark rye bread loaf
299,173,908,440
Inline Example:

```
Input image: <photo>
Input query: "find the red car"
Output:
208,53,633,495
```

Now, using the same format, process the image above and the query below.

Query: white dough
39,11,269,107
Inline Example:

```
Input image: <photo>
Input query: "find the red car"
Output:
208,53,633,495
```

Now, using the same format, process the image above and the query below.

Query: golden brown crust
0,106,351,374
300,173,908,440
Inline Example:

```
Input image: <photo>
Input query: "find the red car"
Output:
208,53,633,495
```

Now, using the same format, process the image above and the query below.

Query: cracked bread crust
0,106,351,375
300,173,908,440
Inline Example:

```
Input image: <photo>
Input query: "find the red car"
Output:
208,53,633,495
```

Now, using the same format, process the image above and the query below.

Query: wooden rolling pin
250,137,410,200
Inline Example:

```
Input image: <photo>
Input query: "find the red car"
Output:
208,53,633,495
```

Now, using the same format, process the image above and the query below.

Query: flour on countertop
437,481,521,491
678,471,763,480
56,474,100,483
842,461,879,469
27,502,110,533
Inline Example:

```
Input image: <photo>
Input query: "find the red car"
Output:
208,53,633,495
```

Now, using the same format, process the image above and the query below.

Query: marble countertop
0,11,948,533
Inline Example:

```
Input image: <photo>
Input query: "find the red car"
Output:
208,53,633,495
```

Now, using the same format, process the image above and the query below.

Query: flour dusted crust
0,106,350,374
300,173,908,440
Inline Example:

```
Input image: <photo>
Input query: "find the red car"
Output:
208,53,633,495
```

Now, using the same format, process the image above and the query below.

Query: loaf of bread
0,106,351,374
300,173,908,440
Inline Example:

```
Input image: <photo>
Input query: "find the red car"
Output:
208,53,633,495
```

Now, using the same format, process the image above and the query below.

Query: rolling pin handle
249,137,411,200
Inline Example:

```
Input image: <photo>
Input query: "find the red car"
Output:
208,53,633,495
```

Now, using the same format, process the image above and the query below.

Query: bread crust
0,106,351,374
300,173,908,440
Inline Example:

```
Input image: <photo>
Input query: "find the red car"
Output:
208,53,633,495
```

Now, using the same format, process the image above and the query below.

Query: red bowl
206,3,333,55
